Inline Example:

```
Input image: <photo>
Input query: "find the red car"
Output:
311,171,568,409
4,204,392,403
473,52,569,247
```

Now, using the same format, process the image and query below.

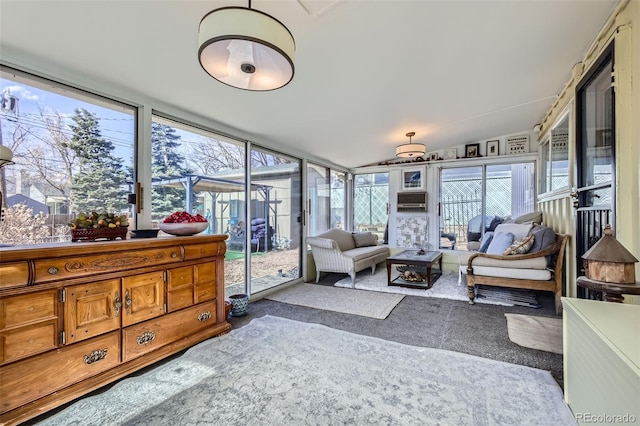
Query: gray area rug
335,269,539,308
39,316,575,426
264,283,404,319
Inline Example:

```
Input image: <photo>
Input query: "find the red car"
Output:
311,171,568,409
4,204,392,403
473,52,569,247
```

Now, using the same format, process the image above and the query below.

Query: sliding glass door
440,163,535,250
248,147,302,295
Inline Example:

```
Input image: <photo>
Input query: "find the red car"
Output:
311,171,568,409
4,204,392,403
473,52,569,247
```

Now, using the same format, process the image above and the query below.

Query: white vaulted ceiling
0,0,618,168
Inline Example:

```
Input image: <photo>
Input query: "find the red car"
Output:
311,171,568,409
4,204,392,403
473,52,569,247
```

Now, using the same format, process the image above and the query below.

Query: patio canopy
152,175,271,193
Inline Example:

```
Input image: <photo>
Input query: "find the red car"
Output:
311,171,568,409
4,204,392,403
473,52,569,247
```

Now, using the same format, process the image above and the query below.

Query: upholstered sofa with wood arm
459,223,569,314
307,228,389,286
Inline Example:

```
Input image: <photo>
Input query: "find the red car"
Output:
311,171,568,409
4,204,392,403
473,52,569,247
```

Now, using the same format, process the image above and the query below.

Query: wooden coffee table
386,250,443,289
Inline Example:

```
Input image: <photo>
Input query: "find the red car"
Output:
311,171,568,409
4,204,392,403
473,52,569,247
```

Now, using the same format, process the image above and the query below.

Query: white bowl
159,221,208,236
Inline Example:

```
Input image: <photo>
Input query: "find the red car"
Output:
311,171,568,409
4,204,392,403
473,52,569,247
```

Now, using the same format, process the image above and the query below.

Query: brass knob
48,267,59,275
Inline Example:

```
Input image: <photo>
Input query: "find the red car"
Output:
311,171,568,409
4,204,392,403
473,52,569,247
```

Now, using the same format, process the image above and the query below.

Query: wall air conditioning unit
397,192,427,212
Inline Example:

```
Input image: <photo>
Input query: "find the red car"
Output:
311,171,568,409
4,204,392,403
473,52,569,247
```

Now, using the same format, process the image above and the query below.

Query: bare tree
7,108,75,200
187,137,287,175
188,138,245,174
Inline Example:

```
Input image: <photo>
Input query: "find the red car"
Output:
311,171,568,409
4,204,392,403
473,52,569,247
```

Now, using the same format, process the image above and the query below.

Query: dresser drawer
195,262,216,303
0,331,120,414
2,320,58,365
1,290,57,329
1,290,59,364
122,301,216,362
0,262,30,289
183,242,225,260
34,247,182,283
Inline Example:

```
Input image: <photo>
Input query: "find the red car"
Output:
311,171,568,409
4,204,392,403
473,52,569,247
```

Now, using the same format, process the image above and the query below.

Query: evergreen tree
68,108,128,213
151,123,192,220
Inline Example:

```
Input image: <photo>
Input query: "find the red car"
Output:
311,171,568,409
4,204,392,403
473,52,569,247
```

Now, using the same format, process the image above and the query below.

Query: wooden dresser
0,235,231,425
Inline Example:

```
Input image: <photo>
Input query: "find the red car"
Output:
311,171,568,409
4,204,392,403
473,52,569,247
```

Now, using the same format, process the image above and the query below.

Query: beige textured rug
505,313,563,354
265,283,404,319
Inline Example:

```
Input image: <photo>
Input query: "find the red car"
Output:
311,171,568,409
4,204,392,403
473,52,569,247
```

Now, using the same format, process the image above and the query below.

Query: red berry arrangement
163,211,207,223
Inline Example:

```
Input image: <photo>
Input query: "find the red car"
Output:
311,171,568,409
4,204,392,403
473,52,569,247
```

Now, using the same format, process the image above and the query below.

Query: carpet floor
38,316,575,426
265,283,404,319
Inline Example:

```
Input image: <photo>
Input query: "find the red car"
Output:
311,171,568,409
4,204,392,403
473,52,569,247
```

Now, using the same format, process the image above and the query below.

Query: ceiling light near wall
198,2,295,91
396,132,425,158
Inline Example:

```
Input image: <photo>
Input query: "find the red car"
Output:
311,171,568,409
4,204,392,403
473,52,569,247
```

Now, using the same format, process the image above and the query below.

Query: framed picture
506,134,530,155
428,152,438,161
465,143,480,158
486,140,499,156
401,169,425,191
444,148,457,160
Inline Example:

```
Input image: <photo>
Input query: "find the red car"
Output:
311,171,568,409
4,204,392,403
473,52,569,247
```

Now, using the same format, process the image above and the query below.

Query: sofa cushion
352,232,378,247
343,246,389,262
459,264,551,280
503,234,535,255
493,223,533,241
459,253,548,269
478,231,494,253
529,225,556,253
486,232,514,255
316,228,356,251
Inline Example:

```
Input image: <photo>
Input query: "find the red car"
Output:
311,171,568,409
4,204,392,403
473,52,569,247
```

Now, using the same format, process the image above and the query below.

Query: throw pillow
493,223,533,241
503,234,535,255
528,225,556,253
488,216,504,231
352,232,378,247
478,231,494,253
485,232,515,255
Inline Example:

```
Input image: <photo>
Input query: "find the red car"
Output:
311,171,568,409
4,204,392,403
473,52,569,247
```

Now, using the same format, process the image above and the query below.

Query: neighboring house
6,193,49,215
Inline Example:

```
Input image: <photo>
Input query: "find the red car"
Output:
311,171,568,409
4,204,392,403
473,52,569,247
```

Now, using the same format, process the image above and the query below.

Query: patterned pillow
503,234,535,255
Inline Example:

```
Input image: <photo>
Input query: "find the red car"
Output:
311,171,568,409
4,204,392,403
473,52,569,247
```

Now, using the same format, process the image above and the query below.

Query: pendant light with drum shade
198,0,295,91
396,132,425,158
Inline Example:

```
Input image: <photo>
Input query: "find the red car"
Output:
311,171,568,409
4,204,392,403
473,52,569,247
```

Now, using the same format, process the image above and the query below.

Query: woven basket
71,227,128,242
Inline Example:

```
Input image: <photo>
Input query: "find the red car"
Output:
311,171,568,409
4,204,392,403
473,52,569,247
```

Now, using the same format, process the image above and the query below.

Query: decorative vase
229,294,249,317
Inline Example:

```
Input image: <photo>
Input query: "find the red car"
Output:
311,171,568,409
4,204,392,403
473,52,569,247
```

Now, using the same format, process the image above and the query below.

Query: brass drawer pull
171,252,178,258
114,291,122,318
84,349,108,365
197,311,211,322
48,267,59,275
136,331,156,345
125,290,132,313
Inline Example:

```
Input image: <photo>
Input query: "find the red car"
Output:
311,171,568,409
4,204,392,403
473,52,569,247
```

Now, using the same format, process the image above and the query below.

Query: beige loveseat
459,223,569,314
307,228,389,286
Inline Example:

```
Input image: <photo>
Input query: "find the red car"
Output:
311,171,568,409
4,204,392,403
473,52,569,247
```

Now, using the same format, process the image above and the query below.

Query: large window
440,162,535,250
0,68,135,245
150,115,247,291
354,172,388,241
306,163,346,236
539,114,570,194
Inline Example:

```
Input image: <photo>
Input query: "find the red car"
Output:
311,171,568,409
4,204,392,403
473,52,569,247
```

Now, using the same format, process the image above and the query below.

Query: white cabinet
562,298,640,424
